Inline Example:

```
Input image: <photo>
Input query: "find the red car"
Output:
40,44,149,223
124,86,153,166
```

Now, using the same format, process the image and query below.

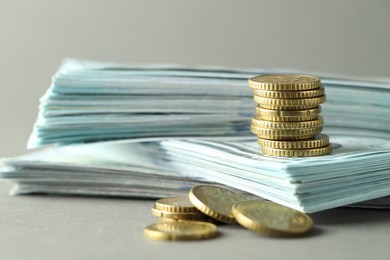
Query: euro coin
252,86,325,99
144,221,218,241
261,145,332,157
189,185,247,224
232,200,313,237
252,116,324,129
248,74,320,91
256,106,321,122
257,114,319,122
250,125,322,140
151,206,208,220
155,197,200,213
253,95,326,108
256,106,321,117
258,134,330,149
159,217,221,225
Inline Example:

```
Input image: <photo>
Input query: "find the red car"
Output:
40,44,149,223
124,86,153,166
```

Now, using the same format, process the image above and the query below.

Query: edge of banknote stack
0,59,390,214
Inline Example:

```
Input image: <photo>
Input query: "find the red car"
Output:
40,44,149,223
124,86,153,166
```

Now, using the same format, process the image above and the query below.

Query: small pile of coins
144,184,313,241
248,74,332,157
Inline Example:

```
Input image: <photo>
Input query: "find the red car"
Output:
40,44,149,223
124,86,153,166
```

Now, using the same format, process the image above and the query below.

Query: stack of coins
144,196,219,241
144,184,314,241
248,74,332,157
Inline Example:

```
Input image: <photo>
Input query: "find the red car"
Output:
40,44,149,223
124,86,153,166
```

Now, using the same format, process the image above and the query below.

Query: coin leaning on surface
249,74,321,91
189,184,247,224
232,200,313,237
144,221,218,241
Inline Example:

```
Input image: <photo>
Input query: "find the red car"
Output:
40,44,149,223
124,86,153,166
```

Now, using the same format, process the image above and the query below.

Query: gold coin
248,74,320,91
257,114,318,122
261,145,332,157
258,134,330,149
250,125,322,140
159,217,221,225
151,206,208,220
155,197,200,213
252,86,324,99
159,217,180,223
253,95,326,108
256,106,321,117
144,221,218,241
232,200,313,237
252,116,324,129
189,185,247,224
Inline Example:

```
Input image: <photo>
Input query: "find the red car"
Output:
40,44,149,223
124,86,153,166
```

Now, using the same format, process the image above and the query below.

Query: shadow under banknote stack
249,74,332,157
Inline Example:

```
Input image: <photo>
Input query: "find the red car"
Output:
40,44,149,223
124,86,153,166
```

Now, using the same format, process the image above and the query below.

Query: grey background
1,1,390,259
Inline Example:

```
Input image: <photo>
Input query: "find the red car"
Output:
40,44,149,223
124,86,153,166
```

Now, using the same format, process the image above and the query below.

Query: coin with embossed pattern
189,185,247,224
155,197,200,213
258,134,329,149
252,86,325,99
249,74,320,91
144,221,218,240
232,200,313,237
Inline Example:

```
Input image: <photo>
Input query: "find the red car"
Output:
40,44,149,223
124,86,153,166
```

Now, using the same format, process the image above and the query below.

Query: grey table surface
1,182,390,260
2,1,390,259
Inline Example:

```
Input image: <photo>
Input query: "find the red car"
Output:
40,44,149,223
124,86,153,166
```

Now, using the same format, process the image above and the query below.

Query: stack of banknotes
1,59,390,213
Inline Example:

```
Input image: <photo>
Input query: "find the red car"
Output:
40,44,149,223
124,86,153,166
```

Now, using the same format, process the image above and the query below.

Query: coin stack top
248,74,332,157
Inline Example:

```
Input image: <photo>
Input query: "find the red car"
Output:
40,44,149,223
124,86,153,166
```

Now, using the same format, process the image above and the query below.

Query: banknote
161,133,390,213
27,59,390,148
2,129,390,213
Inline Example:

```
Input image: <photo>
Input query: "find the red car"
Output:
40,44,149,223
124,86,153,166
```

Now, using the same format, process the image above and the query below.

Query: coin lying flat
249,75,320,91
256,106,321,117
232,200,313,237
261,145,332,157
158,217,221,224
252,86,325,99
258,134,329,149
253,95,326,108
189,185,247,224
257,114,319,122
155,197,200,213
252,116,324,129
151,206,208,220
144,221,218,241
250,125,322,139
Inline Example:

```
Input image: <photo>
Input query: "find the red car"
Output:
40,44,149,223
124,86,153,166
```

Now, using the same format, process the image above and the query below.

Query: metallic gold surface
257,114,318,122
249,74,320,91
155,197,199,213
144,221,218,241
253,95,326,108
252,116,324,129
252,86,324,99
232,200,313,237
151,206,208,220
250,125,322,139
258,134,329,149
256,106,321,117
189,185,247,224
261,145,332,157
